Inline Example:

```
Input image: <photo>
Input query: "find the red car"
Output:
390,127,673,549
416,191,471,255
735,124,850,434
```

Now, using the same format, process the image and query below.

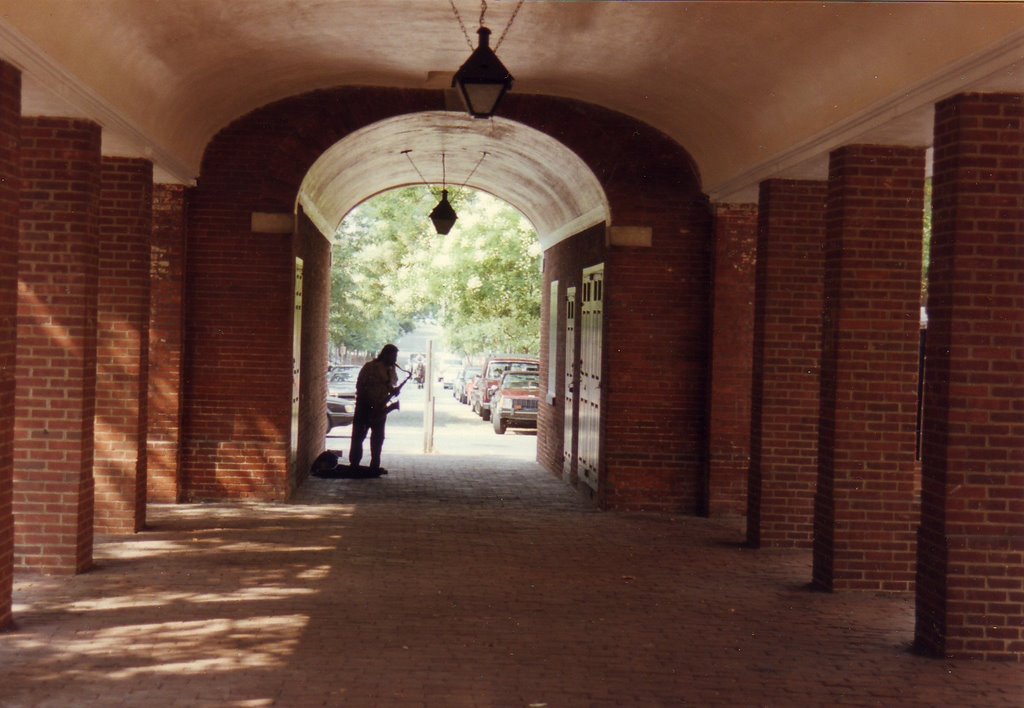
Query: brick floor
3,452,1022,707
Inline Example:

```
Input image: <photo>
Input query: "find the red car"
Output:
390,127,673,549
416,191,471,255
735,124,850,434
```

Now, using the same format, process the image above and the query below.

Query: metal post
423,340,435,453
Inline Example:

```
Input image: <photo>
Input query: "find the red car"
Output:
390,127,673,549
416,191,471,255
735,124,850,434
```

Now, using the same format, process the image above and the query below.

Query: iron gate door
563,286,577,478
578,264,604,490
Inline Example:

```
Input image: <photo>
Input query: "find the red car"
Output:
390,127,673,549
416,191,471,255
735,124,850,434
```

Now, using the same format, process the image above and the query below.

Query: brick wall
0,60,20,628
95,157,152,534
748,179,827,548
706,203,758,517
505,96,710,512
14,117,101,573
183,194,294,500
814,145,925,591
602,195,712,512
538,225,606,490
189,88,707,508
916,92,1024,661
147,184,188,503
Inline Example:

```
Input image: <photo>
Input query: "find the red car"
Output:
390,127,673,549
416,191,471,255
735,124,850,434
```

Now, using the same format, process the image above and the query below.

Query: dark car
473,355,539,421
490,371,540,434
326,396,354,431
453,365,481,404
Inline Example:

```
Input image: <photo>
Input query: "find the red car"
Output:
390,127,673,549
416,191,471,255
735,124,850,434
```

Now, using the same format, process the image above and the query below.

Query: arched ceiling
0,1,1021,202
297,112,609,249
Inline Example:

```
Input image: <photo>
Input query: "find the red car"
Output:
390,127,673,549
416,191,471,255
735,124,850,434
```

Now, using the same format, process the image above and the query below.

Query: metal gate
563,286,577,479
578,264,604,490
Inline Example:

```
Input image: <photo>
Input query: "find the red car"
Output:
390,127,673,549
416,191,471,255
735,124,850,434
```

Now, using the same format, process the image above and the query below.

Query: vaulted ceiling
1,1,1021,210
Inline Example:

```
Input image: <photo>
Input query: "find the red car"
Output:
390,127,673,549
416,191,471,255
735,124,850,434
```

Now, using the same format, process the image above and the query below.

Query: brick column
94,158,152,534
706,203,757,517
147,184,188,503
15,118,101,574
0,61,20,628
748,180,827,548
916,92,1024,661
813,145,925,592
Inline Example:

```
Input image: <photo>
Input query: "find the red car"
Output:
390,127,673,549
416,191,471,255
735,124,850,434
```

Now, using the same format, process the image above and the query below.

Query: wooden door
577,265,604,490
562,286,577,479
290,258,303,479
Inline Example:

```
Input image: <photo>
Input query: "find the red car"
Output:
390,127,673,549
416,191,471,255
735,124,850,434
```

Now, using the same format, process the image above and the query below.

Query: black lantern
430,189,458,235
452,27,514,118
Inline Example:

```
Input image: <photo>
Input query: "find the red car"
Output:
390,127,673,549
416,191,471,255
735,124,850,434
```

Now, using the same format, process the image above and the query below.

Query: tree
329,187,541,356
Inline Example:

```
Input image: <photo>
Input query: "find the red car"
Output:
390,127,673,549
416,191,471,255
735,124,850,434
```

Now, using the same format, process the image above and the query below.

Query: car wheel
492,414,506,435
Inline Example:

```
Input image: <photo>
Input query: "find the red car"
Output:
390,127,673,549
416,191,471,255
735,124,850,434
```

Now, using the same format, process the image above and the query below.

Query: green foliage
329,187,541,356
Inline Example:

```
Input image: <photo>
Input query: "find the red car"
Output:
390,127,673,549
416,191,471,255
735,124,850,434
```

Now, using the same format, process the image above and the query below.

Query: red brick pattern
94,157,152,534
813,145,925,591
190,88,708,509
0,60,21,629
707,203,757,516
602,195,712,512
147,184,189,503
15,117,101,574
916,92,1024,661
748,179,827,548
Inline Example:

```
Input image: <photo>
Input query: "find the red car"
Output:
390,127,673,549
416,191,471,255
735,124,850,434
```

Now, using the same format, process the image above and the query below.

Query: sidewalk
3,395,1022,706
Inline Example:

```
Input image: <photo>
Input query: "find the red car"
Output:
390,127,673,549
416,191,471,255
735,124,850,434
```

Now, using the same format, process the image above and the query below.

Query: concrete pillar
15,117,102,574
0,60,21,629
813,145,926,592
147,184,188,503
94,158,153,533
747,180,827,548
706,203,757,517
916,92,1024,661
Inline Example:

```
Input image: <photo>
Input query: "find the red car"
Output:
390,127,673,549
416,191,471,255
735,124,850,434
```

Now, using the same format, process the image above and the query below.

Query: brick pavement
2,452,1022,707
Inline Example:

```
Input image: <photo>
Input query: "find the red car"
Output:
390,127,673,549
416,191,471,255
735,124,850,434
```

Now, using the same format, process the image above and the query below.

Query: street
326,379,537,462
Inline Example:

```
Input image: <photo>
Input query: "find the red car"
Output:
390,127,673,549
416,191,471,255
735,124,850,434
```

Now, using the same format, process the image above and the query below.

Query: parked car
453,365,481,403
438,357,464,389
490,371,540,434
326,396,354,431
463,373,482,407
327,365,358,398
473,355,539,421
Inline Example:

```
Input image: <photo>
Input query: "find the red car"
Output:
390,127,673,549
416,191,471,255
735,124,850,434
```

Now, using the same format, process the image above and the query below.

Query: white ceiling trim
708,28,1024,204
0,17,199,185
544,206,608,251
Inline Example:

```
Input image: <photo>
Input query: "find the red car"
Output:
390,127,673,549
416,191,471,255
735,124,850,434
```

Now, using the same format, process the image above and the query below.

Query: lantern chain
459,151,489,189
401,150,433,190
494,0,525,50
449,0,525,51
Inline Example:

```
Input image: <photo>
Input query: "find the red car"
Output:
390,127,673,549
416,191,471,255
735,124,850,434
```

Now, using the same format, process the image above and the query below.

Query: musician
349,343,402,473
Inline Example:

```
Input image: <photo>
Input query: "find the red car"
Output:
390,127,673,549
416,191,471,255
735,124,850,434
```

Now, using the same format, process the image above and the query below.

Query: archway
296,111,610,248
183,88,707,510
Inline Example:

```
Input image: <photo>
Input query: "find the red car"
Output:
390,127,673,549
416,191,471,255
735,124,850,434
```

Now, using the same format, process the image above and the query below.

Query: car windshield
489,361,538,377
329,369,356,382
502,373,539,390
